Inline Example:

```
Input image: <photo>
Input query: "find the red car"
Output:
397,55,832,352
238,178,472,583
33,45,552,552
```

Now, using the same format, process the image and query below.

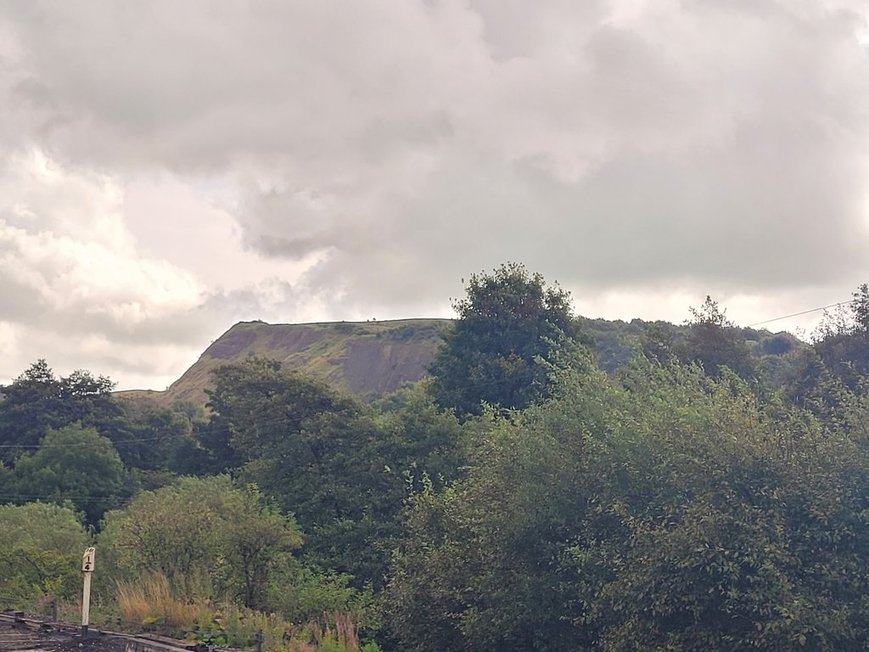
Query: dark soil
0,620,125,652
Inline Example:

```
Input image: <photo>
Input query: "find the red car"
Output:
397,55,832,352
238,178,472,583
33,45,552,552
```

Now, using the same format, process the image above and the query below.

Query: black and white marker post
81,547,95,636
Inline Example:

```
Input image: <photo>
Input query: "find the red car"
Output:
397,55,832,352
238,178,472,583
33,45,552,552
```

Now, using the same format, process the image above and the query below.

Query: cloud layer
0,0,868,387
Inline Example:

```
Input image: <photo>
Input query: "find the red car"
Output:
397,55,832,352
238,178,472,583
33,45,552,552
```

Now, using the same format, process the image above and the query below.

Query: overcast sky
1,0,868,390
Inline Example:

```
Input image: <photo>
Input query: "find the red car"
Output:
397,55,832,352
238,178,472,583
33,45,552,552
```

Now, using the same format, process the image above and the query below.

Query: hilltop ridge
116,316,804,409
117,318,450,407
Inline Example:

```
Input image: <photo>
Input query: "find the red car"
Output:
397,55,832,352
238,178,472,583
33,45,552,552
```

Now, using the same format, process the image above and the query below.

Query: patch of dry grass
114,573,368,651
116,573,200,631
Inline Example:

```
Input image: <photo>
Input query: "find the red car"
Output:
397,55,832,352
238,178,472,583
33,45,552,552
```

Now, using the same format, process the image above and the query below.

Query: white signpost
81,547,95,635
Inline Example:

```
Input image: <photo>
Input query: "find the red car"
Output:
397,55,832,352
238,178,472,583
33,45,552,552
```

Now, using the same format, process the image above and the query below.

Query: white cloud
0,149,346,386
0,150,204,327
0,1,869,387
0,150,208,383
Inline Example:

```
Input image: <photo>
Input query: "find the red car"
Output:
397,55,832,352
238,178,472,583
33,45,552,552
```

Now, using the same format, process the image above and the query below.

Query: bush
0,502,89,609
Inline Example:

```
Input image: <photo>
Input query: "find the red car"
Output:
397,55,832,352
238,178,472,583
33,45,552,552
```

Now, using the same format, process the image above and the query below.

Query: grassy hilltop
118,318,450,407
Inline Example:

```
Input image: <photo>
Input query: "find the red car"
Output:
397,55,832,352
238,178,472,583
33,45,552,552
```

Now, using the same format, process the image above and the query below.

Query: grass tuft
116,573,199,630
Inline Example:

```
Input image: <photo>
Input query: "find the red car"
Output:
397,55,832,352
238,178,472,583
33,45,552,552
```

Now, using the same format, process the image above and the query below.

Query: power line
6,296,857,457
0,434,180,450
747,299,855,328
0,492,125,504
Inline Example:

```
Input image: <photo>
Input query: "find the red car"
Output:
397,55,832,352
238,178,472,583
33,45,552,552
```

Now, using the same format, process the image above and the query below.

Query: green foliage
185,604,300,650
0,461,11,497
115,575,370,652
207,359,387,580
681,296,757,380
0,502,89,607
387,359,868,651
99,476,301,609
813,283,869,390
113,398,206,473
567,365,865,650
386,394,592,651
429,262,584,416
266,565,377,628
11,424,127,525
208,357,361,461
0,360,120,465
373,382,466,494
205,358,466,590
10,293,869,651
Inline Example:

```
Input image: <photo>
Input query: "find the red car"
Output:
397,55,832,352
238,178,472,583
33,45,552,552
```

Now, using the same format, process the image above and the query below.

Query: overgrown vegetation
1,264,867,650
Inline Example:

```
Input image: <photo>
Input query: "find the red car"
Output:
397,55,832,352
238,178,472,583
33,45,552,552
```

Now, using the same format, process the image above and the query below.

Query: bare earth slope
118,319,449,407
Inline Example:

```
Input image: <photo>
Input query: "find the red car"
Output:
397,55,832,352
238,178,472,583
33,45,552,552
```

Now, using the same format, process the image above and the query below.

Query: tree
678,296,756,380
429,262,585,416
813,282,869,390
99,476,301,609
373,382,466,495
114,397,206,474
0,361,121,465
206,357,361,462
387,361,868,650
204,359,469,589
11,425,128,525
0,503,89,608
205,358,401,586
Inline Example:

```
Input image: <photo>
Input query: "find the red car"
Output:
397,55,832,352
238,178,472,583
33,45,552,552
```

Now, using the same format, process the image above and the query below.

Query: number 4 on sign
81,547,95,636
82,547,95,572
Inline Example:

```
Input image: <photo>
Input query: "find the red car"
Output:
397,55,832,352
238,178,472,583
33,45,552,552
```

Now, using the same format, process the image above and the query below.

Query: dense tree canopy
203,357,465,588
11,424,127,525
0,360,119,464
429,262,585,416
387,361,868,651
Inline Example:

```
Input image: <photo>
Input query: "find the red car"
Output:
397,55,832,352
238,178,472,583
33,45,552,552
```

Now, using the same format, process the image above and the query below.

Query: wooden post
81,547,95,636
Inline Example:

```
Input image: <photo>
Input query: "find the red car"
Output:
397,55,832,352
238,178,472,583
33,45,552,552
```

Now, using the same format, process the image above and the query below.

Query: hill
116,317,806,409
117,318,450,407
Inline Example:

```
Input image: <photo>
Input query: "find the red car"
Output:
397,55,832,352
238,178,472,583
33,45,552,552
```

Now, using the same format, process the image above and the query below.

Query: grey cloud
0,0,867,331
229,0,869,310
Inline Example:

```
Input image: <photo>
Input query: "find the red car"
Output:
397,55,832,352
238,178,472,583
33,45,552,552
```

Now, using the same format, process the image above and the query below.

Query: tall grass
113,572,370,651
116,573,199,631
312,612,360,650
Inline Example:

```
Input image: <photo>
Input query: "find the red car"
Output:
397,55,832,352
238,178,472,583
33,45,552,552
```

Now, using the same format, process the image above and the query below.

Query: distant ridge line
234,316,451,327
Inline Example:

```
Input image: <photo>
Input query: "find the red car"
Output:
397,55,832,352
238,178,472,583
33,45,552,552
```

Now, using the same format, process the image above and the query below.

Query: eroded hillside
119,319,449,407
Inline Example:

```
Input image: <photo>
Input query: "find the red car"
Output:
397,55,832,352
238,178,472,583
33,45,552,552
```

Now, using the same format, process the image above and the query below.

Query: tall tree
205,358,403,586
813,282,869,390
0,361,120,465
678,296,756,380
429,262,585,417
11,425,128,525
203,359,469,589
